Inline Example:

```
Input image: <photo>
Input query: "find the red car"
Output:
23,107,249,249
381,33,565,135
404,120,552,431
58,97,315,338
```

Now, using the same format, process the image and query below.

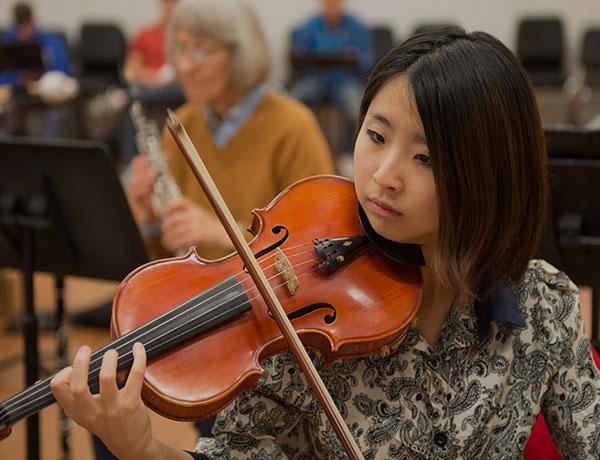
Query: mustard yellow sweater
152,90,334,259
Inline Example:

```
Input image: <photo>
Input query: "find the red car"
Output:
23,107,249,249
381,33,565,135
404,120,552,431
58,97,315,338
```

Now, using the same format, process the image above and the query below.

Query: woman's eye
367,129,384,144
414,153,431,166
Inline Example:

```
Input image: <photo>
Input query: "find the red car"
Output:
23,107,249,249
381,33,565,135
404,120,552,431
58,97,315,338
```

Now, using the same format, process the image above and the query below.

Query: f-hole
243,225,289,273
268,303,337,324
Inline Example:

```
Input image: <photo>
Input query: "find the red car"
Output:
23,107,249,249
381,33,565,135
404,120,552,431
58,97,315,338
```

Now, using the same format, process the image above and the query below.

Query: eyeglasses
170,42,233,63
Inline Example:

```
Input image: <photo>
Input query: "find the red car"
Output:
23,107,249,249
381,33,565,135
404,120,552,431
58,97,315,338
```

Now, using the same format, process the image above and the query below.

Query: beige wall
1,0,599,84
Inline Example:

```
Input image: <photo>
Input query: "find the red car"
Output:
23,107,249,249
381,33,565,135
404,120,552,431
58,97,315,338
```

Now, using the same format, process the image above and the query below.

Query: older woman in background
130,0,334,260
85,1,334,457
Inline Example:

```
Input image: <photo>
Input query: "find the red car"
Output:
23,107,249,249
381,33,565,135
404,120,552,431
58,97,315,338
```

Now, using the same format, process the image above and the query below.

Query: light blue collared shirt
204,84,268,148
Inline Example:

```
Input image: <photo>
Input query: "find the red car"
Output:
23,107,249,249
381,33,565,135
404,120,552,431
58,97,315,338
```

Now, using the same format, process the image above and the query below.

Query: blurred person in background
288,0,374,155
77,2,333,456
124,0,179,90
129,0,334,262
0,2,77,137
0,2,70,88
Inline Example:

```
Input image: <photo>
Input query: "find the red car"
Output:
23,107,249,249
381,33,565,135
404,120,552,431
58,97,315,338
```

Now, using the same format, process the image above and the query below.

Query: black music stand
290,52,358,71
0,42,44,72
538,127,600,347
0,137,148,460
545,125,600,158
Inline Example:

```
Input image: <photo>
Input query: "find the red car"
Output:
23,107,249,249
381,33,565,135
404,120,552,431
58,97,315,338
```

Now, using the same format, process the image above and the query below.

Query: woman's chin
366,215,402,242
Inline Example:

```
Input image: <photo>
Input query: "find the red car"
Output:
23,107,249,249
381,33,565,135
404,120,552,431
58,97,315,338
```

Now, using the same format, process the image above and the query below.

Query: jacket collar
203,84,267,148
474,282,526,338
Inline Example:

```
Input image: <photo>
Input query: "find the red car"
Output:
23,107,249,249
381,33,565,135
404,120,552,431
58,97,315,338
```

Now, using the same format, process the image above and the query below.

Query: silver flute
130,100,182,217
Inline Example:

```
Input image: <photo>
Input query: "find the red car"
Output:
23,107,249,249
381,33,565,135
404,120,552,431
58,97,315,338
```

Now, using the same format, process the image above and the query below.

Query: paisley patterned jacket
194,260,600,459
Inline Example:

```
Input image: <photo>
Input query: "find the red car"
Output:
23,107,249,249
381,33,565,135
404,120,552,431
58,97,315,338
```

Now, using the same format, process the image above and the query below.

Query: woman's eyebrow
370,113,393,129
370,113,427,145
412,133,427,145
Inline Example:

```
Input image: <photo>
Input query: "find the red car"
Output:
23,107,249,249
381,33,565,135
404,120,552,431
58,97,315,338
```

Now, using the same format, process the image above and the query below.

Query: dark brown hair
357,26,548,304
13,3,32,26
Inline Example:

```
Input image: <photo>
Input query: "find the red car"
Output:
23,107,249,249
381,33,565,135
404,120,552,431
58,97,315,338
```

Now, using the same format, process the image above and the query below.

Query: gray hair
167,0,270,89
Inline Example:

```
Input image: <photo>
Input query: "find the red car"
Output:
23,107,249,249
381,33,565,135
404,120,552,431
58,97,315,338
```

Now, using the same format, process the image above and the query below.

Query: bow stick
166,110,364,460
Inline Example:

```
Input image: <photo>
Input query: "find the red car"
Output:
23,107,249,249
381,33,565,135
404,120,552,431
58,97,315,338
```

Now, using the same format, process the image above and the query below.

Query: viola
0,175,422,440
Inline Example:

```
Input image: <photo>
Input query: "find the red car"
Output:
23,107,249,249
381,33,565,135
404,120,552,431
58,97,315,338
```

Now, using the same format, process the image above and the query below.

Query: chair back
77,23,126,89
517,18,566,86
371,25,395,63
582,29,600,85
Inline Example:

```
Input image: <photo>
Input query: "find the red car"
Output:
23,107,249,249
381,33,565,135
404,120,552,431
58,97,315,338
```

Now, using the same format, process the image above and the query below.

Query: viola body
112,175,422,421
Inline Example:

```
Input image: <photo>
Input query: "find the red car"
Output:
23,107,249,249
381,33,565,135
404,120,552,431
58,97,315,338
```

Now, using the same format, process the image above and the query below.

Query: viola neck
0,276,251,426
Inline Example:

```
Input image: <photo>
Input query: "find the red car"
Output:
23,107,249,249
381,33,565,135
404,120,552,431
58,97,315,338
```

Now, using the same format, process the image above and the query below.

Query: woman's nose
178,61,192,75
175,55,198,75
372,151,404,193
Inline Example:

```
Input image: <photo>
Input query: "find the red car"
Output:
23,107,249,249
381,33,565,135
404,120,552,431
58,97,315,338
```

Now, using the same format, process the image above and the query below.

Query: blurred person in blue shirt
0,2,74,137
288,0,374,152
0,2,70,87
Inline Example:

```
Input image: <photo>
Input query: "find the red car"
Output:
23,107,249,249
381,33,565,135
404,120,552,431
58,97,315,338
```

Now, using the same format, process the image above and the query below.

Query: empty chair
577,29,600,126
517,17,566,86
412,22,458,37
77,22,126,91
371,25,395,63
582,29,600,86
538,127,600,339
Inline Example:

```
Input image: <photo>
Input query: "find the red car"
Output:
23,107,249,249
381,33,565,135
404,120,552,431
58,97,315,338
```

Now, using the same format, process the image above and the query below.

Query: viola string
0,257,323,420
0,243,315,414
0,242,331,417
74,258,321,392
4,235,383,420
0,244,316,415
3,246,389,423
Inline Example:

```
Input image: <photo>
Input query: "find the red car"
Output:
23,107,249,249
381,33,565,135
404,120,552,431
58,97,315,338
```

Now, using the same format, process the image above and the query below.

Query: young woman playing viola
50,27,600,459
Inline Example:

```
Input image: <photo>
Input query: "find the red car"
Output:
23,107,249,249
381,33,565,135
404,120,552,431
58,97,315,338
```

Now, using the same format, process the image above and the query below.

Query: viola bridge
274,248,299,295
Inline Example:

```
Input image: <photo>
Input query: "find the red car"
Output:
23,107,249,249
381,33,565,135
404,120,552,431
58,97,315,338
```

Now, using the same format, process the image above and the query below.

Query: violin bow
166,110,364,460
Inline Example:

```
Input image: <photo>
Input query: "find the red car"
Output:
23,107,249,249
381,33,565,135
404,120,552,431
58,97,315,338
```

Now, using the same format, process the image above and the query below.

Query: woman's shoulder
519,259,578,294
518,259,578,300
260,90,320,127
172,101,203,122
514,259,581,341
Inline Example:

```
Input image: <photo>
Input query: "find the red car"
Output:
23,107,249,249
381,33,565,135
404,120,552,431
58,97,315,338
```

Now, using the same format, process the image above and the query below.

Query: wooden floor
0,272,197,460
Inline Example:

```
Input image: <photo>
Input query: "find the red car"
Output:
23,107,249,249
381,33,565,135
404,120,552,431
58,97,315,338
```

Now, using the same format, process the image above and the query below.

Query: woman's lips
367,198,401,218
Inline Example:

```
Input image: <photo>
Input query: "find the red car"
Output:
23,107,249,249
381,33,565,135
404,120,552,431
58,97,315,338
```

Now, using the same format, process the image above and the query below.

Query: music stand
0,137,148,460
538,127,600,344
290,52,358,71
545,125,600,158
0,42,44,71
